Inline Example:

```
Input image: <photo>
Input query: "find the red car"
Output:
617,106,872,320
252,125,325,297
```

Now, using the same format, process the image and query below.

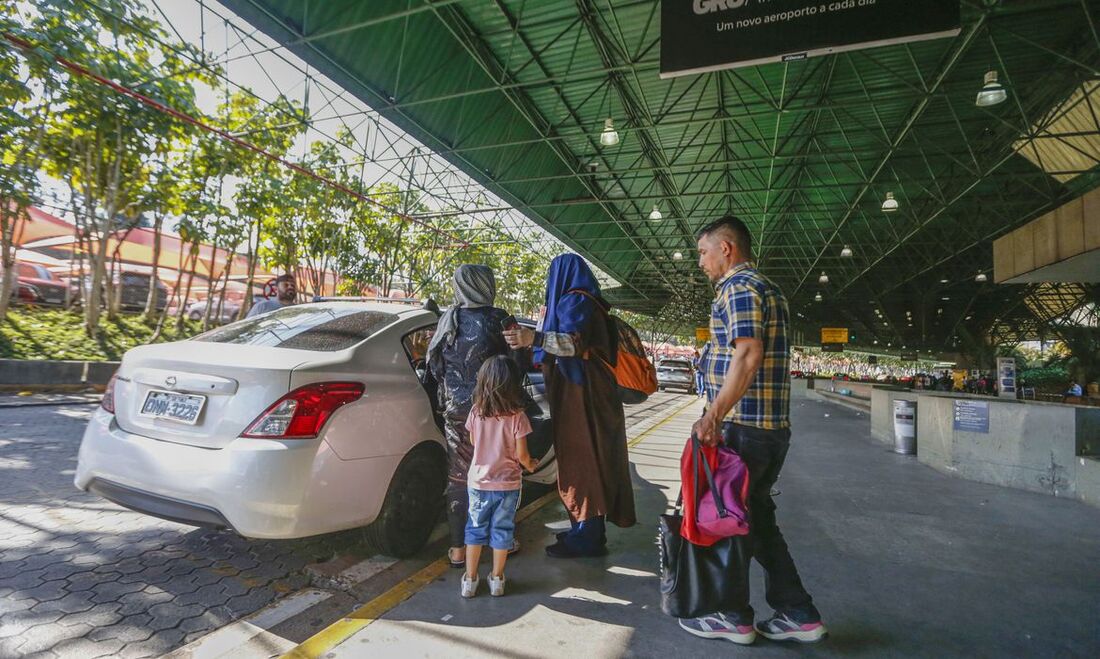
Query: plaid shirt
701,262,791,429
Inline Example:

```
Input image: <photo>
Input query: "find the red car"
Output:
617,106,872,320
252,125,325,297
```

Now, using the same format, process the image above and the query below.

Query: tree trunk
144,214,164,322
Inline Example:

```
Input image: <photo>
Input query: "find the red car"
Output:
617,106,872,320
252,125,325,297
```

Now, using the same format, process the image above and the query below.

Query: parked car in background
187,299,242,324
75,300,556,558
7,263,68,306
657,358,696,394
73,272,169,311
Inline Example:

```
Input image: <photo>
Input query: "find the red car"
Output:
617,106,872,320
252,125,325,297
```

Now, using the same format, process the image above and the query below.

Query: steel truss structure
59,0,1100,350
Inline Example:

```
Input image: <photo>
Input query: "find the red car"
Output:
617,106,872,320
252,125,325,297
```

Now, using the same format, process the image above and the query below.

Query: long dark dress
428,306,509,547
543,312,636,529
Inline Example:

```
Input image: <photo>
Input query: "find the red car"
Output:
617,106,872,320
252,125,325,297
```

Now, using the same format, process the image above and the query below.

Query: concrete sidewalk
305,386,1100,658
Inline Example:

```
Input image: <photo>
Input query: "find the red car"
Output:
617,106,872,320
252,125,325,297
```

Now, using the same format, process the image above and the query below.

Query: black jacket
428,306,510,419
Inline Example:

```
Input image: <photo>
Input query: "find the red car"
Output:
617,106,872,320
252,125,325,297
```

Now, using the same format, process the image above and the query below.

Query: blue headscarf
535,254,601,384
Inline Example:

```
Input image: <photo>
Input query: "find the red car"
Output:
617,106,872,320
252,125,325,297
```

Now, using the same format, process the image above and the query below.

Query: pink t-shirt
464,409,532,491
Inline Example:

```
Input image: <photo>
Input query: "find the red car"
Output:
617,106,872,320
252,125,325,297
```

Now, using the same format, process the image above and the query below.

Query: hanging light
975,70,1008,108
881,191,899,212
600,118,619,146
814,292,823,302
818,271,829,284
975,271,988,282
649,205,662,221
672,251,683,261
840,245,853,258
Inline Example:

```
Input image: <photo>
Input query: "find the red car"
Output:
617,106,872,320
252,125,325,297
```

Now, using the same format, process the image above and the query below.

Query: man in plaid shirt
680,216,827,646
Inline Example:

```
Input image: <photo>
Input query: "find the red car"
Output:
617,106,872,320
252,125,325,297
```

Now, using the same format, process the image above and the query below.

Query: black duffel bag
658,436,750,619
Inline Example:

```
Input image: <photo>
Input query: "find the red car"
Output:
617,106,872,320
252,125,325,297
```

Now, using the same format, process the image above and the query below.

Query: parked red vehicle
5,263,69,306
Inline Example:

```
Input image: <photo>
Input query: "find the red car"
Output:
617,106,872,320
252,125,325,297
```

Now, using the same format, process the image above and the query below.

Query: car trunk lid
113,342,315,449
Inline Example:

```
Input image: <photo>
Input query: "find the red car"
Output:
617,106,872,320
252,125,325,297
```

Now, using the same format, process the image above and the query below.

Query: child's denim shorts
465,488,521,550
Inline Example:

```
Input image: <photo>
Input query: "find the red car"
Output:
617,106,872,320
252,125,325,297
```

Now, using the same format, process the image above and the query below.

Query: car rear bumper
75,408,398,538
86,478,235,530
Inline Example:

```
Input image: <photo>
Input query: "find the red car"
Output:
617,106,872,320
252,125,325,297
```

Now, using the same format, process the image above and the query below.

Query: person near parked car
503,253,636,558
427,264,512,569
460,355,539,598
246,273,297,317
683,215,827,645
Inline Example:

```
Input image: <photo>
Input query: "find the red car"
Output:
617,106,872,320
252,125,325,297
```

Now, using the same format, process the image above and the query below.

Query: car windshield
660,361,691,370
193,306,397,351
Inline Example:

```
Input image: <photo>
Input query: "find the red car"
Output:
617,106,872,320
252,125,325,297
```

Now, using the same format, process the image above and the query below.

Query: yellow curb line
280,398,698,659
628,396,701,448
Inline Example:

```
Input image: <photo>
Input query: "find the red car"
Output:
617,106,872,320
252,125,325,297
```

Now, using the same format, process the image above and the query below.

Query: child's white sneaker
461,574,479,598
489,575,505,597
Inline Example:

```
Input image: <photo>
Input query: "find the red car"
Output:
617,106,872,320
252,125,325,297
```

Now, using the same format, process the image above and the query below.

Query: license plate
140,390,206,425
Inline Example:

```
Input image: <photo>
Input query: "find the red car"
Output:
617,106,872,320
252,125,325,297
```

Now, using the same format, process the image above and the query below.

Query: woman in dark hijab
504,254,635,557
428,264,511,567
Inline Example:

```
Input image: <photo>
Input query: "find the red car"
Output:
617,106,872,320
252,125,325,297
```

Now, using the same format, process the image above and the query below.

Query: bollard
893,399,917,455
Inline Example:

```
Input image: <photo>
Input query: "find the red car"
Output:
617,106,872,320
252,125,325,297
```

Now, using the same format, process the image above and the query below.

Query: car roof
298,300,437,319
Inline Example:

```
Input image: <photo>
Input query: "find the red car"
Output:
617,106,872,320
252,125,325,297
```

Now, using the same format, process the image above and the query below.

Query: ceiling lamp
975,70,1008,108
840,245,853,258
975,271,988,282
672,251,683,261
818,271,829,284
814,292,823,302
649,205,663,221
881,192,899,212
600,118,619,146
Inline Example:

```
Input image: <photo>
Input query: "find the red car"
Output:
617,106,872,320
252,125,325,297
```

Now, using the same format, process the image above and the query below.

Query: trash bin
892,399,916,455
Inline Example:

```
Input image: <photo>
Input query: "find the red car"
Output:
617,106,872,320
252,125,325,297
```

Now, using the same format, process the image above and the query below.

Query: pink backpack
680,435,750,543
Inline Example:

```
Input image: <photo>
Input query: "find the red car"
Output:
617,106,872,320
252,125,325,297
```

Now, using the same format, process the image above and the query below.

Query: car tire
188,311,202,321
365,446,446,558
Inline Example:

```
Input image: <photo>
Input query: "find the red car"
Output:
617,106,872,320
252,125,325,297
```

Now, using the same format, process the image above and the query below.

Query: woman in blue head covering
505,254,636,557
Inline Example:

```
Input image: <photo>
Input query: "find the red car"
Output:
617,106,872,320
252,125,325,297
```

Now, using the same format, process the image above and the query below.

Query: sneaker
460,573,479,598
678,613,756,645
489,574,505,597
754,612,827,643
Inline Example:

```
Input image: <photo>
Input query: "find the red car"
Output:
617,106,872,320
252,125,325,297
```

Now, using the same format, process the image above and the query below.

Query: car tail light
242,382,365,439
102,373,118,414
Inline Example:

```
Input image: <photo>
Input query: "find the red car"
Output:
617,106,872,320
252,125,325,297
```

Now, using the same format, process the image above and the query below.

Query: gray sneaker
754,612,827,643
460,574,479,598
489,574,505,597
678,613,756,645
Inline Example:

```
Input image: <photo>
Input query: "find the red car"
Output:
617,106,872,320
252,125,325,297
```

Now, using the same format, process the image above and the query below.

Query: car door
512,329,557,484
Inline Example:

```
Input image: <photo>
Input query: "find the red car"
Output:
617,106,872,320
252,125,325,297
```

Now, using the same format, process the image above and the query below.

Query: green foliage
1018,365,1071,393
0,308,202,361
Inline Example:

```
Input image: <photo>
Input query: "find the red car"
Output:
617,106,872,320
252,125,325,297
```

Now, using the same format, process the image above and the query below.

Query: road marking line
628,397,701,448
166,589,331,659
279,398,695,659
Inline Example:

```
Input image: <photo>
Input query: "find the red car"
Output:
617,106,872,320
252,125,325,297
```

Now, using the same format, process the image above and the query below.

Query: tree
36,0,204,336
0,4,62,319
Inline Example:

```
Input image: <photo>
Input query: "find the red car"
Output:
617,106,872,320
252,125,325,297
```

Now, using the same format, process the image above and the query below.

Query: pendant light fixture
818,271,829,285
975,271,988,282
672,251,683,261
840,245,853,258
881,191,899,212
814,292,823,302
649,205,662,221
975,70,1007,108
600,118,619,146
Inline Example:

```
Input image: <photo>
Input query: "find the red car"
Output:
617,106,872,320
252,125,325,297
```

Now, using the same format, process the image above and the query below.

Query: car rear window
660,361,691,370
193,306,397,351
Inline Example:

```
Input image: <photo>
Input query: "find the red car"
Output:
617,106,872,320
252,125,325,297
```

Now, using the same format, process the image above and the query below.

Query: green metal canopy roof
220,0,1100,350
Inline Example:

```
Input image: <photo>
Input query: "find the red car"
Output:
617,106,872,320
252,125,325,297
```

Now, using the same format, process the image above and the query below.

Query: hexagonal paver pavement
0,405,366,658
0,393,692,658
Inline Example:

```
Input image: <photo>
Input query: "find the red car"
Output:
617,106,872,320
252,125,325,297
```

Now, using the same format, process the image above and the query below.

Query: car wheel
365,446,446,558
188,311,202,321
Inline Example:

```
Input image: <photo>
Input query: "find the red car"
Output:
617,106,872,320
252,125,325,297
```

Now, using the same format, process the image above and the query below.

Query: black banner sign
661,0,961,78
821,342,845,352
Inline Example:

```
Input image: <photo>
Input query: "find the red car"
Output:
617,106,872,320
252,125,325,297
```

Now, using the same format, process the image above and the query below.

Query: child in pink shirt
461,356,538,598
